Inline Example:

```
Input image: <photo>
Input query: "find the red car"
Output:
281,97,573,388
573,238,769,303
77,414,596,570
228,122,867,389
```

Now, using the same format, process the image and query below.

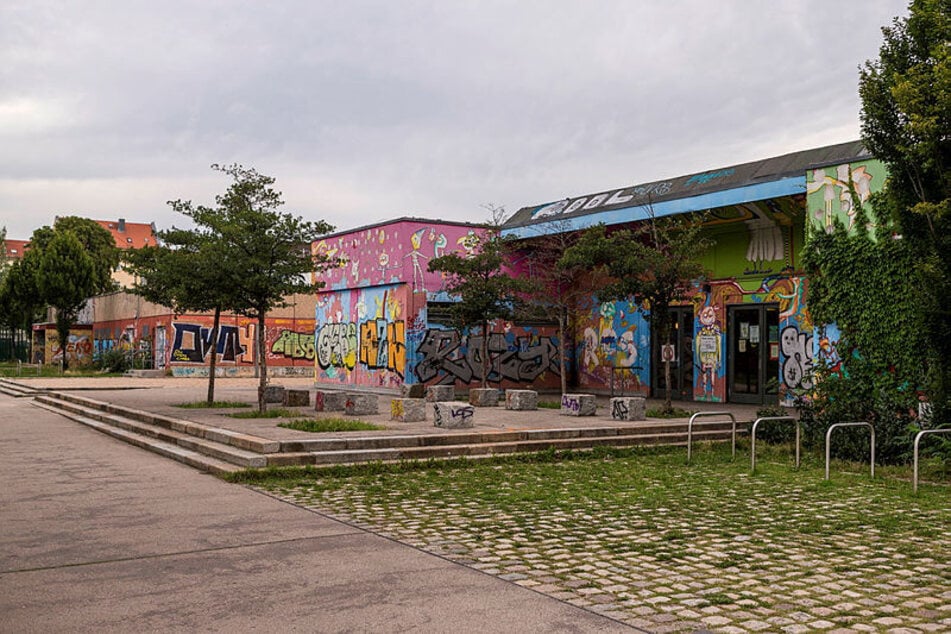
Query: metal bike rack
825,422,875,480
687,411,737,463
913,428,951,494
750,416,799,473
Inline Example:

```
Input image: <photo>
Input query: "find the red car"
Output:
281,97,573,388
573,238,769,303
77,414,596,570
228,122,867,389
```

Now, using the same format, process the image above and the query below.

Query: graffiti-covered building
91,292,318,376
312,218,563,390
502,140,884,405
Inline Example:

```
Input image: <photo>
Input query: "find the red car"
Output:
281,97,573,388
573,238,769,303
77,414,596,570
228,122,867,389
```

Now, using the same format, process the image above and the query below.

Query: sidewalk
0,394,635,632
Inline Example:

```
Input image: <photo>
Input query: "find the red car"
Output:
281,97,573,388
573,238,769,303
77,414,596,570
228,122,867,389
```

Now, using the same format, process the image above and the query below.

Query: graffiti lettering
271,330,316,360
561,395,581,412
611,399,629,419
780,325,814,391
358,319,406,377
171,323,246,364
316,322,357,369
415,329,560,385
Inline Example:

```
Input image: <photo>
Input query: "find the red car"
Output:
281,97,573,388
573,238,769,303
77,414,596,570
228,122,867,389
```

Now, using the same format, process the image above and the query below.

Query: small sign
661,344,676,363
769,342,780,360
740,322,750,339
750,325,760,344
699,335,718,353
739,339,747,353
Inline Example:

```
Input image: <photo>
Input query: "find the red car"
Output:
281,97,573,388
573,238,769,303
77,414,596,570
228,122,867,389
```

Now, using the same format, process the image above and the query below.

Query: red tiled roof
93,219,156,249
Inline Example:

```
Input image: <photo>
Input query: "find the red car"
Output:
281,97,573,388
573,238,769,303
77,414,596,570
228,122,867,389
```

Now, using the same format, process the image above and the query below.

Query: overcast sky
1,0,909,240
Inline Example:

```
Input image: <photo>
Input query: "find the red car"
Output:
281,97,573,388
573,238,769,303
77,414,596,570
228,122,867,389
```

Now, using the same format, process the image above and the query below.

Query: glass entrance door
652,307,694,401
728,304,779,404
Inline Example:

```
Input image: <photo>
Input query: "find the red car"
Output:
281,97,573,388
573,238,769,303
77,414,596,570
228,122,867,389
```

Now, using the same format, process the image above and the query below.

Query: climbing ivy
800,195,931,463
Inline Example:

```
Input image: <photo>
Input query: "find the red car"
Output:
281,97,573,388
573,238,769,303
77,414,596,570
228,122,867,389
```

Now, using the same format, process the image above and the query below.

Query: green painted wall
805,159,887,236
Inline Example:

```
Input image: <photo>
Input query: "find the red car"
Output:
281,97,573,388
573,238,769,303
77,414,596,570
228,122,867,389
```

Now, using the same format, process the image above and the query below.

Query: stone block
391,398,426,422
345,393,379,416
560,393,597,417
433,401,475,429
426,385,455,402
505,389,538,411
610,396,646,421
400,383,426,399
314,390,348,412
283,389,310,407
469,388,500,407
261,385,285,404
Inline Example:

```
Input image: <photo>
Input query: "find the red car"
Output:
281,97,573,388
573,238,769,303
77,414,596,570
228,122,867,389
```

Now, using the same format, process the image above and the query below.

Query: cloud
0,0,910,239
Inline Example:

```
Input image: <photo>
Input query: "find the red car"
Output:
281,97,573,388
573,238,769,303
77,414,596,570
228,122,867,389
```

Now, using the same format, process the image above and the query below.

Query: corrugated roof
503,140,870,229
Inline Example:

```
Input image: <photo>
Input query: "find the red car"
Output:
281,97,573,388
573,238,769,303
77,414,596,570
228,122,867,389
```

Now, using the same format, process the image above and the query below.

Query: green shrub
97,348,130,374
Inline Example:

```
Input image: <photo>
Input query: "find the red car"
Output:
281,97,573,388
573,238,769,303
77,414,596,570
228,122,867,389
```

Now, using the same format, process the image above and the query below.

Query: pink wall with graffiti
313,219,487,296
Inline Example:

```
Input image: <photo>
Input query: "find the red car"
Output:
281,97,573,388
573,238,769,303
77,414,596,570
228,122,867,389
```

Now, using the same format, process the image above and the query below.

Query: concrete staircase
0,379,45,398
29,390,748,475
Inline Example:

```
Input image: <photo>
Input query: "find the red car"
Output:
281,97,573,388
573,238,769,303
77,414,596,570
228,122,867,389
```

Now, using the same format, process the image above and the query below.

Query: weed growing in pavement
228,408,305,419
645,406,696,418
278,418,385,433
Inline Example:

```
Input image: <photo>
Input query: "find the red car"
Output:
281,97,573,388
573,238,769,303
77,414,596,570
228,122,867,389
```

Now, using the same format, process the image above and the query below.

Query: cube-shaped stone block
391,398,426,422
505,389,538,411
315,390,348,412
560,393,597,417
283,389,310,407
426,385,455,402
610,396,646,421
400,383,426,399
469,388,499,407
261,385,285,404
345,393,379,416
433,401,475,429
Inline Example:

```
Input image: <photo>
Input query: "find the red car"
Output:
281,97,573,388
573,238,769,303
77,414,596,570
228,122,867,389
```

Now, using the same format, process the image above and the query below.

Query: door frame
651,305,694,402
727,303,779,405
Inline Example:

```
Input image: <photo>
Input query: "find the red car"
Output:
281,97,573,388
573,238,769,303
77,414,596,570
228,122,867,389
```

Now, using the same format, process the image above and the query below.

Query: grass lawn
232,444,951,632
228,408,305,419
278,418,385,433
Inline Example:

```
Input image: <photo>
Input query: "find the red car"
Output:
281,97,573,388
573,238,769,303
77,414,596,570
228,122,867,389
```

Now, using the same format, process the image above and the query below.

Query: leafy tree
516,223,595,394
428,228,531,389
858,0,950,423
34,231,95,371
124,225,239,403
28,216,120,296
0,260,46,360
561,215,710,413
175,164,334,412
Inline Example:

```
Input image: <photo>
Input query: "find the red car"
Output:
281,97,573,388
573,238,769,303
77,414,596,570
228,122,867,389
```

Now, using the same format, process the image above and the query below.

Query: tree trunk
661,317,673,413
257,313,267,413
481,320,490,389
558,310,567,395
206,305,220,405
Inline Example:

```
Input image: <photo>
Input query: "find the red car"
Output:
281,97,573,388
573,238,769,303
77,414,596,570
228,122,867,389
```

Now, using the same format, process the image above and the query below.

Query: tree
34,231,95,371
176,164,334,412
516,223,595,394
0,260,46,360
858,0,950,422
561,215,710,413
28,216,120,296
124,225,240,404
428,227,531,389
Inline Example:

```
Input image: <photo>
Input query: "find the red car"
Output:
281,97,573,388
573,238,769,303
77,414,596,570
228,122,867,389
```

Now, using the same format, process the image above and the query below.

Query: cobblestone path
257,451,951,633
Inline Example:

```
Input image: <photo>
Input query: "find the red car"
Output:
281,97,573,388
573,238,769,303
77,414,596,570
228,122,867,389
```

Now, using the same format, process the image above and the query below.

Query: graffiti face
780,325,814,391
699,306,717,327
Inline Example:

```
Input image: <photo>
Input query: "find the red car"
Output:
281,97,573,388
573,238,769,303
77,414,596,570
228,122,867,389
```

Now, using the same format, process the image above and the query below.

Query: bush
754,405,796,445
97,348,131,374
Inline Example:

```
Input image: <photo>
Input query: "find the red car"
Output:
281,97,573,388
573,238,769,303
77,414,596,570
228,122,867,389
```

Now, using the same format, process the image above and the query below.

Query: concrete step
38,392,279,453
32,400,242,475
0,379,44,398
34,396,267,468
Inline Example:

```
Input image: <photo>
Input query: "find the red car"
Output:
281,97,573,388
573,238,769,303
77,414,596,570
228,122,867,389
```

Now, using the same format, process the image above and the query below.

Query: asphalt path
0,395,635,633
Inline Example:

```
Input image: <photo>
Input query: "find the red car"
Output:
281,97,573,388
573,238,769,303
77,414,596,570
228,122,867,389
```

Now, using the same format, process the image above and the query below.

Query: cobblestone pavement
255,450,951,633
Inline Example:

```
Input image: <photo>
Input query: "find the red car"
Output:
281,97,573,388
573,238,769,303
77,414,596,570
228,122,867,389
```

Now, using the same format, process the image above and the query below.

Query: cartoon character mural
806,160,882,234
695,304,723,401
576,300,650,394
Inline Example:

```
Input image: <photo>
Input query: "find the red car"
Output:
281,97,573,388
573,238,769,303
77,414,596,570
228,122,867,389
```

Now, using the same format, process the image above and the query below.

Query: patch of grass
175,400,250,409
646,406,696,418
537,400,561,409
278,418,385,433
228,408,305,419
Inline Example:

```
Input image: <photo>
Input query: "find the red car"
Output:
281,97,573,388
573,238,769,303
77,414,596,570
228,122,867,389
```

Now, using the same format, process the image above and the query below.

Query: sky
0,0,910,240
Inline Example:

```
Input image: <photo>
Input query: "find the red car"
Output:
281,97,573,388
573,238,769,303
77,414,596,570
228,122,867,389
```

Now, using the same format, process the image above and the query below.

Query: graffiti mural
359,319,406,377
171,323,246,363
806,160,884,234
576,300,650,394
316,322,357,370
414,329,560,385
780,325,813,392
695,304,723,401
49,331,94,367
270,330,316,361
